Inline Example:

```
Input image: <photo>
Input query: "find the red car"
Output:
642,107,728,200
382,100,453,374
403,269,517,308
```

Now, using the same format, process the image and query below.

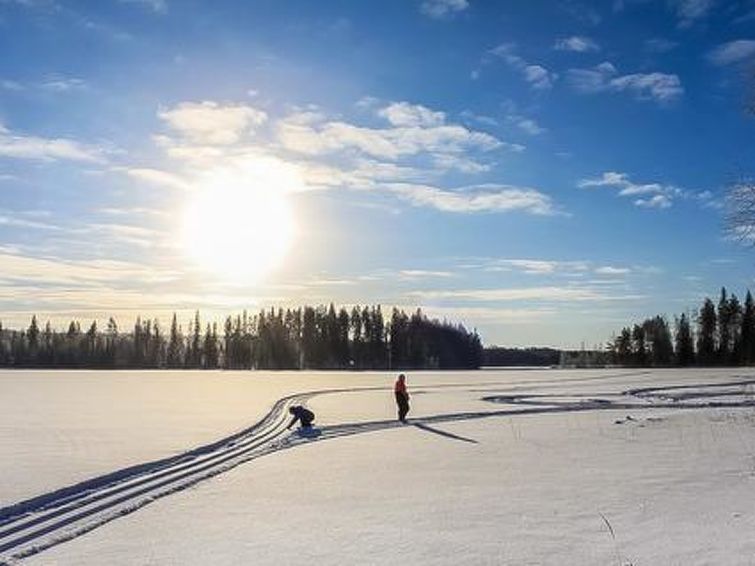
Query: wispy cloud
644,38,679,53
40,75,87,92
419,0,468,19
488,43,558,90
0,211,61,231
577,171,709,209
707,40,755,66
388,183,560,215
595,266,631,275
0,122,107,162
158,101,268,145
399,269,455,279
113,166,191,191
277,102,508,161
567,62,683,103
145,97,545,217
554,36,600,52
0,79,25,91
378,101,446,128
411,286,644,302
513,117,546,136
0,75,87,93
669,0,714,27
635,194,672,209
119,0,167,14
484,259,590,274
579,171,677,208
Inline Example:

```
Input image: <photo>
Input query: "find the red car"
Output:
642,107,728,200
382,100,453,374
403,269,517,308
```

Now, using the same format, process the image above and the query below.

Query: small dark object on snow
287,405,315,430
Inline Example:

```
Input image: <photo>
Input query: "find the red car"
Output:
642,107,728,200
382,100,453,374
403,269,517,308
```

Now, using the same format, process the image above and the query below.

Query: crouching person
287,405,315,430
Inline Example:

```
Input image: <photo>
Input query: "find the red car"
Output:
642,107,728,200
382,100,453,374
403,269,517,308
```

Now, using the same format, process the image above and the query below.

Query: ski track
3,373,755,564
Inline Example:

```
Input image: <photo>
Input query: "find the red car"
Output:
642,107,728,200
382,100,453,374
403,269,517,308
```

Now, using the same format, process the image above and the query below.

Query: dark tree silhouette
0,305,484,370
674,313,695,366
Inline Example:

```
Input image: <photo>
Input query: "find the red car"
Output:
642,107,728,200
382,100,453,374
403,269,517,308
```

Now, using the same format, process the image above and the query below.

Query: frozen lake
3,368,755,564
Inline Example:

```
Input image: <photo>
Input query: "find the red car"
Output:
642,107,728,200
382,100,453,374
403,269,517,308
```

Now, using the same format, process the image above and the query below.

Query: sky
0,0,754,348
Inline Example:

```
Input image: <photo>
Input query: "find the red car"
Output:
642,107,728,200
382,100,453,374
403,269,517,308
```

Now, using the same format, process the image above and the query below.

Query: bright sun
181,159,298,283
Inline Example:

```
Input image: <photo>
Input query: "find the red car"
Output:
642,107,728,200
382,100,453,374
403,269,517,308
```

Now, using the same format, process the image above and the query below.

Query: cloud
388,183,559,215
82,223,161,248
554,36,600,52
378,102,446,128
411,286,642,302
0,212,61,231
489,44,557,90
277,104,505,160
578,171,681,208
707,40,755,66
115,167,191,191
158,101,268,145
460,110,499,127
420,0,468,19
0,248,176,288
481,258,636,277
523,65,557,90
0,76,87,93
490,259,589,274
595,266,631,275
0,123,106,162
567,62,683,103
635,194,673,208
431,153,492,174
1,79,24,91
514,117,546,135
578,171,665,195
669,0,713,27
644,38,679,53
40,76,87,92
152,98,552,216
733,9,755,24
399,270,455,279
119,0,167,13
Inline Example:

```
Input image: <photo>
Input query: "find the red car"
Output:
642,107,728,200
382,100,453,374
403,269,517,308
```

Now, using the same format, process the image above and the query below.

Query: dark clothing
288,406,315,429
395,391,410,422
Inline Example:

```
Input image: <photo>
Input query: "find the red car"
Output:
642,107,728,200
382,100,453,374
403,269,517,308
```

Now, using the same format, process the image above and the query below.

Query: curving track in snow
0,390,320,564
4,374,755,563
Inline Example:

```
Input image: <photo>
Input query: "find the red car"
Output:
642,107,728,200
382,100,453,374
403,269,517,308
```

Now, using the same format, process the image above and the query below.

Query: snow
4,368,755,564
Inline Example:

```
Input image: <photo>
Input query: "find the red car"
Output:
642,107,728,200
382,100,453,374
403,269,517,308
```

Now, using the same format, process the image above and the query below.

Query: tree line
609,287,755,367
483,347,560,367
0,305,483,370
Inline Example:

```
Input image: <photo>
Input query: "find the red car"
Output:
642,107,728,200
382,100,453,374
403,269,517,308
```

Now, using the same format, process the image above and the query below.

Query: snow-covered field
3,368,755,565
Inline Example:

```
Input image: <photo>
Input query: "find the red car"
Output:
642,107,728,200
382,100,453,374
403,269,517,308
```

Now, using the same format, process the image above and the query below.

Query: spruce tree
697,298,717,365
742,291,755,364
674,313,695,366
717,287,731,364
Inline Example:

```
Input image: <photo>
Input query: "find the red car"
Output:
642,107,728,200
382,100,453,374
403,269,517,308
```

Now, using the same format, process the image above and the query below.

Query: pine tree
674,313,695,366
742,291,755,364
631,324,647,366
643,316,673,366
697,298,717,365
717,287,731,364
350,306,363,368
191,311,201,368
728,294,743,364
28,315,40,351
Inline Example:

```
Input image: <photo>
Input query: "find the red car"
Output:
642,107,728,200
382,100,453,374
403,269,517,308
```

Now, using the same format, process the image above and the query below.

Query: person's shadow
296,427,323,439
412,422,478,444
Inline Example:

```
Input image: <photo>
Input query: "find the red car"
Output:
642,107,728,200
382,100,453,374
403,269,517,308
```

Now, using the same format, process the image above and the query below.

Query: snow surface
4,368,755,565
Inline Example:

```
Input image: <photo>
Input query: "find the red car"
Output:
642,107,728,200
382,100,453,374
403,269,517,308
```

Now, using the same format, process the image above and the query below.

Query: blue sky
0,0,754,347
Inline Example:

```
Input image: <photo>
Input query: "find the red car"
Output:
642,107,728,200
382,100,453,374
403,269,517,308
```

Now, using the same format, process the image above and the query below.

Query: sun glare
181,160,299,283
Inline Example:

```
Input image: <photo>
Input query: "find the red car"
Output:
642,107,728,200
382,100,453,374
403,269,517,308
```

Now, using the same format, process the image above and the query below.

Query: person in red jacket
394,373,410,423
